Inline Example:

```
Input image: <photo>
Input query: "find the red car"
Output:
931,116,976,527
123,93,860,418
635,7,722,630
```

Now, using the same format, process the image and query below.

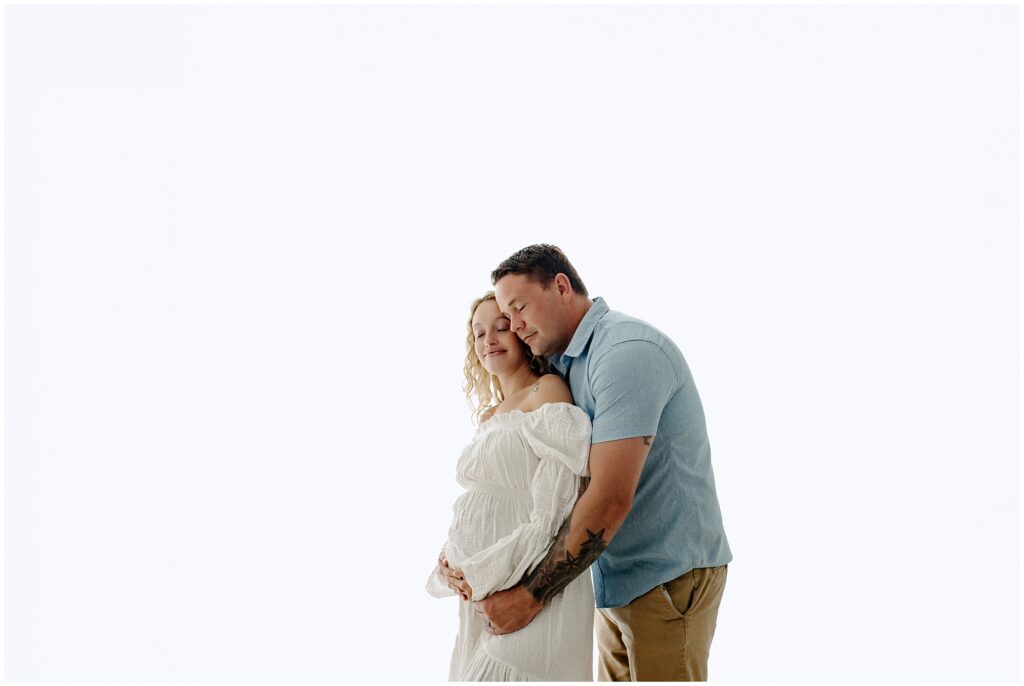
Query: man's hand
472,585,543,635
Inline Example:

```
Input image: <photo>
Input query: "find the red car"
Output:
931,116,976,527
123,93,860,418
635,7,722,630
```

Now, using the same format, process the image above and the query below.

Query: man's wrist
517,582,544,608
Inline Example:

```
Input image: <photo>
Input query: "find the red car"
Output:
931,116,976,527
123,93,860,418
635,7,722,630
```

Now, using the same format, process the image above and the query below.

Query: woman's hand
446,566,473,600
436,547,473,600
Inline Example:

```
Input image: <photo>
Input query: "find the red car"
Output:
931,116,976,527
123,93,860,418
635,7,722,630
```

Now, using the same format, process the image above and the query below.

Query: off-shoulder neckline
479,401,587,430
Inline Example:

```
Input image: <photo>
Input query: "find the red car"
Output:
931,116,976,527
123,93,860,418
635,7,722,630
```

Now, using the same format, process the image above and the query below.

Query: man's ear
554,273,573,301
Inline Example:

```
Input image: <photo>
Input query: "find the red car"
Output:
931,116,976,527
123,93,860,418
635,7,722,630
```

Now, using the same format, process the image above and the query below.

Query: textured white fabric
426,402,595,682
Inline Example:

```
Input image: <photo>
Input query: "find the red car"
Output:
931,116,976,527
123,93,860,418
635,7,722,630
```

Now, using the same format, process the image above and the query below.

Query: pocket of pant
659,572,697,619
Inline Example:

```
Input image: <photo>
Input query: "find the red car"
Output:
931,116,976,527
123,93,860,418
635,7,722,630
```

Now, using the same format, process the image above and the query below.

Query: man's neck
554,297,594,357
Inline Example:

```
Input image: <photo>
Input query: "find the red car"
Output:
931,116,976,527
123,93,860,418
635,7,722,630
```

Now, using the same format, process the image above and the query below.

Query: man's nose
510,315,525,334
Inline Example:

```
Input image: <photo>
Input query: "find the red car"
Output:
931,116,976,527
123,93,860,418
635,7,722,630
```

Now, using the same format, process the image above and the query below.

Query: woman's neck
497,365,540,399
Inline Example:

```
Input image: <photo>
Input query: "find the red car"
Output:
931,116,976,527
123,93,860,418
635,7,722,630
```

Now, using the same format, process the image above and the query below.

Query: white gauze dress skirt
426,402,595,681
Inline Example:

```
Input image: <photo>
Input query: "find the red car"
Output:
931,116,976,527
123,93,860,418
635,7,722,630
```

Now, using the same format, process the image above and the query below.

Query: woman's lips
486,350,506,356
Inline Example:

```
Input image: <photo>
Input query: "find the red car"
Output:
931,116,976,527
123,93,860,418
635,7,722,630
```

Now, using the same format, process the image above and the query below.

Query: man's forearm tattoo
642,435,653,446
523,515,608,605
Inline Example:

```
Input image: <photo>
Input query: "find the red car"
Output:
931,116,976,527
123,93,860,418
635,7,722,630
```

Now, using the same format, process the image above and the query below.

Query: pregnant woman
426,291,594,681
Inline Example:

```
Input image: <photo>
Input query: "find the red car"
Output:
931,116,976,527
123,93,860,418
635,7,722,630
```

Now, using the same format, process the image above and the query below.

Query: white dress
426,402,595,681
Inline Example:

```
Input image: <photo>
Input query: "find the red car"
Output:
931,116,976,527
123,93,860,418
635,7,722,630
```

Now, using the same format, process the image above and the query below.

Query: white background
4,3,1019,681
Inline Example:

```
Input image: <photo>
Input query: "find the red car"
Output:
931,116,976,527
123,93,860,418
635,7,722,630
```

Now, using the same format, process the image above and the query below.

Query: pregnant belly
445,489,530,567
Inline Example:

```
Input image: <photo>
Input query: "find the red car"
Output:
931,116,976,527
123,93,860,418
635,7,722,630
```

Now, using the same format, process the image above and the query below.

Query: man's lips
523,333,536,343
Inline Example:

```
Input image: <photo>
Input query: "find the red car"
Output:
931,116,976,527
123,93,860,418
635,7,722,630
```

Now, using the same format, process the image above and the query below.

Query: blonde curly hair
463,291,550,422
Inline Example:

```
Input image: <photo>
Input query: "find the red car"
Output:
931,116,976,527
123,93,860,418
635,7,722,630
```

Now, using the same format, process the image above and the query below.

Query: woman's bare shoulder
526,374,574,408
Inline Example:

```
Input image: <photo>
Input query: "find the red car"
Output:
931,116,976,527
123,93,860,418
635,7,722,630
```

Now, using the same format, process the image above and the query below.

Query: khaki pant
596,565,728,682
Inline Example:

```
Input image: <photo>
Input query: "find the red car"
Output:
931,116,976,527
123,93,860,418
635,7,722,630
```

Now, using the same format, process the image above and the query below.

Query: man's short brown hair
490,244,589,296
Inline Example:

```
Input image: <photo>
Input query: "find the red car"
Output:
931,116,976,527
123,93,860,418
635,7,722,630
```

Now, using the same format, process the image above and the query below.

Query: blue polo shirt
549,297,733,608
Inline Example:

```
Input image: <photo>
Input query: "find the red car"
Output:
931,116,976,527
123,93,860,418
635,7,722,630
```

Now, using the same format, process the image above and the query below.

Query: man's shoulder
588,309,686,388
593,307,675,350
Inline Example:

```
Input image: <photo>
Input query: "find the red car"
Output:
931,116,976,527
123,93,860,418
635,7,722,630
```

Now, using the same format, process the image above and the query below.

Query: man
463,244,732,681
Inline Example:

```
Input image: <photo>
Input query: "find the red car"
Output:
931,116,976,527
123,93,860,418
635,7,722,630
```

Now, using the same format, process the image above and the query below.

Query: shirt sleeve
425,560,456,599
589,339,679,444
457,404,591,599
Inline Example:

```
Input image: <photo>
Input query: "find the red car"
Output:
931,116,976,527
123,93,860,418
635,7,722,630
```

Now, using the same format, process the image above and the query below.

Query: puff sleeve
425,545,456,598
457,403,592,599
